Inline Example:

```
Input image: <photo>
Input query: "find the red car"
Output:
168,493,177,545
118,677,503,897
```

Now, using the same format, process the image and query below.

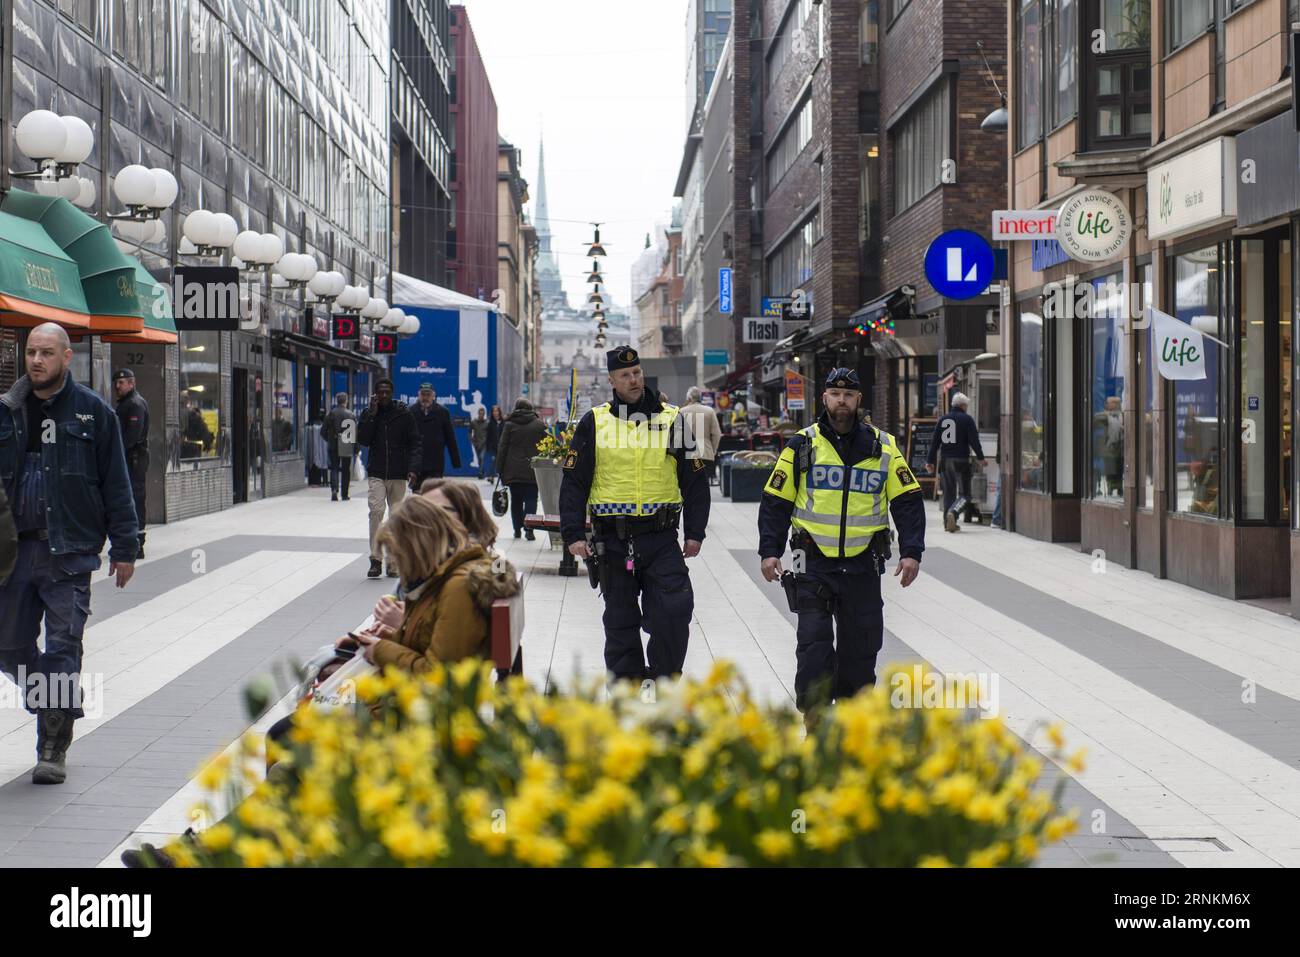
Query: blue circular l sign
924,230,995,301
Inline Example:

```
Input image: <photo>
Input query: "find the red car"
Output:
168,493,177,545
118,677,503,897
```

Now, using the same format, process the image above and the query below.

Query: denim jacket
0,373,139,563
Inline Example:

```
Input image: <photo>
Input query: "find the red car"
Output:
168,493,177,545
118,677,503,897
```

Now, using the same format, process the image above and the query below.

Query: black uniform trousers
598,528,694,681
793,553,884,713
126,445,148,549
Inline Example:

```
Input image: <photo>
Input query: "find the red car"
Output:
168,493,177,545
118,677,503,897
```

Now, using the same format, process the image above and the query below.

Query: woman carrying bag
495,398,547,540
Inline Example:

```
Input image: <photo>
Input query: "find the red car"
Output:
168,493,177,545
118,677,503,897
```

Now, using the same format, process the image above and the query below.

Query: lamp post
11,111,96,206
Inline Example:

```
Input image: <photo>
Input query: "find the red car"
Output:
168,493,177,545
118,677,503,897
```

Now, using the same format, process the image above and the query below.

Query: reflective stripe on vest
587,403,683,517
791,425,892,558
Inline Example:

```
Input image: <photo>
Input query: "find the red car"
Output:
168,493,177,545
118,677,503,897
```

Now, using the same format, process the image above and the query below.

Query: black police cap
825,367,860,390
607,347,640,372
113,369,135,381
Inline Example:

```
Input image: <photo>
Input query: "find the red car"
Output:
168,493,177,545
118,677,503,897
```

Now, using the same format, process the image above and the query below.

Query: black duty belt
591,507,681,540
18,529,49,542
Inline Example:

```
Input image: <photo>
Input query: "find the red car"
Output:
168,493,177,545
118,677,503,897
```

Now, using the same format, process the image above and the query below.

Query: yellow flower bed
179,661,1077,867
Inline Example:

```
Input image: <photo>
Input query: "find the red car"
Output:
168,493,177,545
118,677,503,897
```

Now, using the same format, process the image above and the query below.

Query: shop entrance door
1237,230,1291,527
233,368,248,503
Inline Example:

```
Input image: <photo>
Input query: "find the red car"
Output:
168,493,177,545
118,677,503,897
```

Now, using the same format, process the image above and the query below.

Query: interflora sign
991,210,1057,240
1055,188,1132,263
1146,136,1237,241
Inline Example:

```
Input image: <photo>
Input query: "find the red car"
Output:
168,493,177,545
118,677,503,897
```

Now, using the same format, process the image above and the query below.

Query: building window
1168,0,1212,50
1088,0,1150,145
178,331,219,463
890,82,949,214
888,0,911,22
1046,0,1077,127
1170,244,1225,516
860,0,879,64
1088,272,1126,500
767,212,817,298
271,357,298,454
767,0,812,89
1017,0,1043,148
675,246,683,276
767,95,813,188
859,134,880,243
1019,307,1047,491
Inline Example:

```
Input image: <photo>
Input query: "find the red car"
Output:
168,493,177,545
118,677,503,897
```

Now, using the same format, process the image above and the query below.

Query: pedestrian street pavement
1,480,1298,868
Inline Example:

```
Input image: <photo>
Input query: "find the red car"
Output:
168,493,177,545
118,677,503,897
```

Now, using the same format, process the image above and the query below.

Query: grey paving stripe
921,546,1300,771
0,537,384,866
729,549,1179,868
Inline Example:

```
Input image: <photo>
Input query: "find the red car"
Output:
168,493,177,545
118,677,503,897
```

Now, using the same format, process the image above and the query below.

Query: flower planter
532,456,563,516
728,463,769,503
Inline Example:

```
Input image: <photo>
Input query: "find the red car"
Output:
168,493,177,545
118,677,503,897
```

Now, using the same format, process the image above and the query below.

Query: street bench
523,513,590,577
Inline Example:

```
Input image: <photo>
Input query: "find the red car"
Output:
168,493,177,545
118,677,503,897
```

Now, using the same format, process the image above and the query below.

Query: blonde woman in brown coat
352,496,517,672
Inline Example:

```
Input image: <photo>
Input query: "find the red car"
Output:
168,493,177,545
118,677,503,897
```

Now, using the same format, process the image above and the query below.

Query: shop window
1169,244,1225,517
1136,262,1155,508
272,357,298,453
177,331,220,464
860,0,879,65
1088,272,1126,500
1019,307,1047,491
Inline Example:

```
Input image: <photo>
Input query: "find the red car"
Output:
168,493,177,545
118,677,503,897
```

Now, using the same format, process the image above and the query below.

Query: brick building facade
448,5,499,303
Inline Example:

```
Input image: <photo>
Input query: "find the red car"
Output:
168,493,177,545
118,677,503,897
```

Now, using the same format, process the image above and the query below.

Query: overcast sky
459,0,688,309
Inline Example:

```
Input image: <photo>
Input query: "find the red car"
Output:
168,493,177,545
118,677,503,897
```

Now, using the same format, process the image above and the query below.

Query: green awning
0,210,92,327
1,189,144,333
105,259,177,344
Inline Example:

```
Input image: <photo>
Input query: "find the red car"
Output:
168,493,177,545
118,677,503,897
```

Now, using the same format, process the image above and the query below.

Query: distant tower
534,133,568,309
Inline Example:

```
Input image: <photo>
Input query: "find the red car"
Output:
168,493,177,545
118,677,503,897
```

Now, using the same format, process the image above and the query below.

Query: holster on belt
868,529,892,575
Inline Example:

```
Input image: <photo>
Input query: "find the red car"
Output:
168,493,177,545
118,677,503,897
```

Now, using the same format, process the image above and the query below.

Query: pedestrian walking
0,323,139,784
112,369,149,558
678,386,722,484
560,347,711,682
321,392,358,501
470,407,490,480
925,392,986,532
485,405,504,480
757,367,925,728
410,383,460,487
357,377,421,579
496,398,547,540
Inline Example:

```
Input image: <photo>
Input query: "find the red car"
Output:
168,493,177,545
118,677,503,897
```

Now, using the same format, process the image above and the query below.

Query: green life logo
1159,172,1173,224
1076,208,1114,241
1161,334,1199,367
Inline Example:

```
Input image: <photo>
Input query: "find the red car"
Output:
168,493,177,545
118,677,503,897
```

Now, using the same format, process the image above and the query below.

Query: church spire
534,131,567,309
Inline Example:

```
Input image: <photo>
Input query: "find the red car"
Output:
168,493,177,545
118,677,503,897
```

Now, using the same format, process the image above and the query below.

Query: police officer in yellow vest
758,368,925,719
560,348,711,681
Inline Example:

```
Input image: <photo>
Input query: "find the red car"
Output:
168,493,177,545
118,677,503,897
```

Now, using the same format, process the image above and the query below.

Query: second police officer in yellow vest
758,368,926,723
560,347,711,682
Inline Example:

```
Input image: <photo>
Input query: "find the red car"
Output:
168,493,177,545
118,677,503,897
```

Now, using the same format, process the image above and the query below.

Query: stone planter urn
532,456,563,517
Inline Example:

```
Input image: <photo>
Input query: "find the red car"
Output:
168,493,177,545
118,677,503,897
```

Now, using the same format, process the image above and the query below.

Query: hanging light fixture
587,290,605,306
586,260,603,284
307,270,348,305
585,223,608,258
231,230,284,271
272,252,320,289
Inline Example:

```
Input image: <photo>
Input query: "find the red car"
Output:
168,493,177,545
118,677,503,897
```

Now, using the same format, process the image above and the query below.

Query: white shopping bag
352,455,366,483
311,653,376,712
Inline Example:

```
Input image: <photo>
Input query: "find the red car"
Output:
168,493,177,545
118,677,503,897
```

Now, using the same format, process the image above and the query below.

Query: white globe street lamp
12,111,98,182
110,164,176,222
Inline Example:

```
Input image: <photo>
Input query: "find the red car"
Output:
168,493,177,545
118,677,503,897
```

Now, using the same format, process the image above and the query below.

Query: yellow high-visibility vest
587,402,683,517
763,423,920,557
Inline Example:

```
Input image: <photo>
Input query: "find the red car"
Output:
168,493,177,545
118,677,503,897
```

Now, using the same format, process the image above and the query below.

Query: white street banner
1150,308,1207,381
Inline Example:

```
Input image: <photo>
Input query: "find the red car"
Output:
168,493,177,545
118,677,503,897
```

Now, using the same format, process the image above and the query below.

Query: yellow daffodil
755,829,795,861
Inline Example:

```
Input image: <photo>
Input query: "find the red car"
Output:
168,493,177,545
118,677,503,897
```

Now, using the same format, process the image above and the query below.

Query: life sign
1056,188,1132,263
1150,308,1208,381
332,315,360,341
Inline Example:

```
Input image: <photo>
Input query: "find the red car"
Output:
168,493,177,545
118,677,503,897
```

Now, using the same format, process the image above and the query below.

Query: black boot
368,558,383,579
524,528,536,541
33,709,75,785
137,534,146,560
121,828,196,868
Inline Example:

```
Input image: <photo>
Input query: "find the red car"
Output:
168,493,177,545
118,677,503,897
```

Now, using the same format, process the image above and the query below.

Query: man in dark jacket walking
496,399,548,539
0,323,138,784
113,369,149,558
410,383,460,488
357,377,421,578
926,392,987,532
0,482,15,583
321,392,358,501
